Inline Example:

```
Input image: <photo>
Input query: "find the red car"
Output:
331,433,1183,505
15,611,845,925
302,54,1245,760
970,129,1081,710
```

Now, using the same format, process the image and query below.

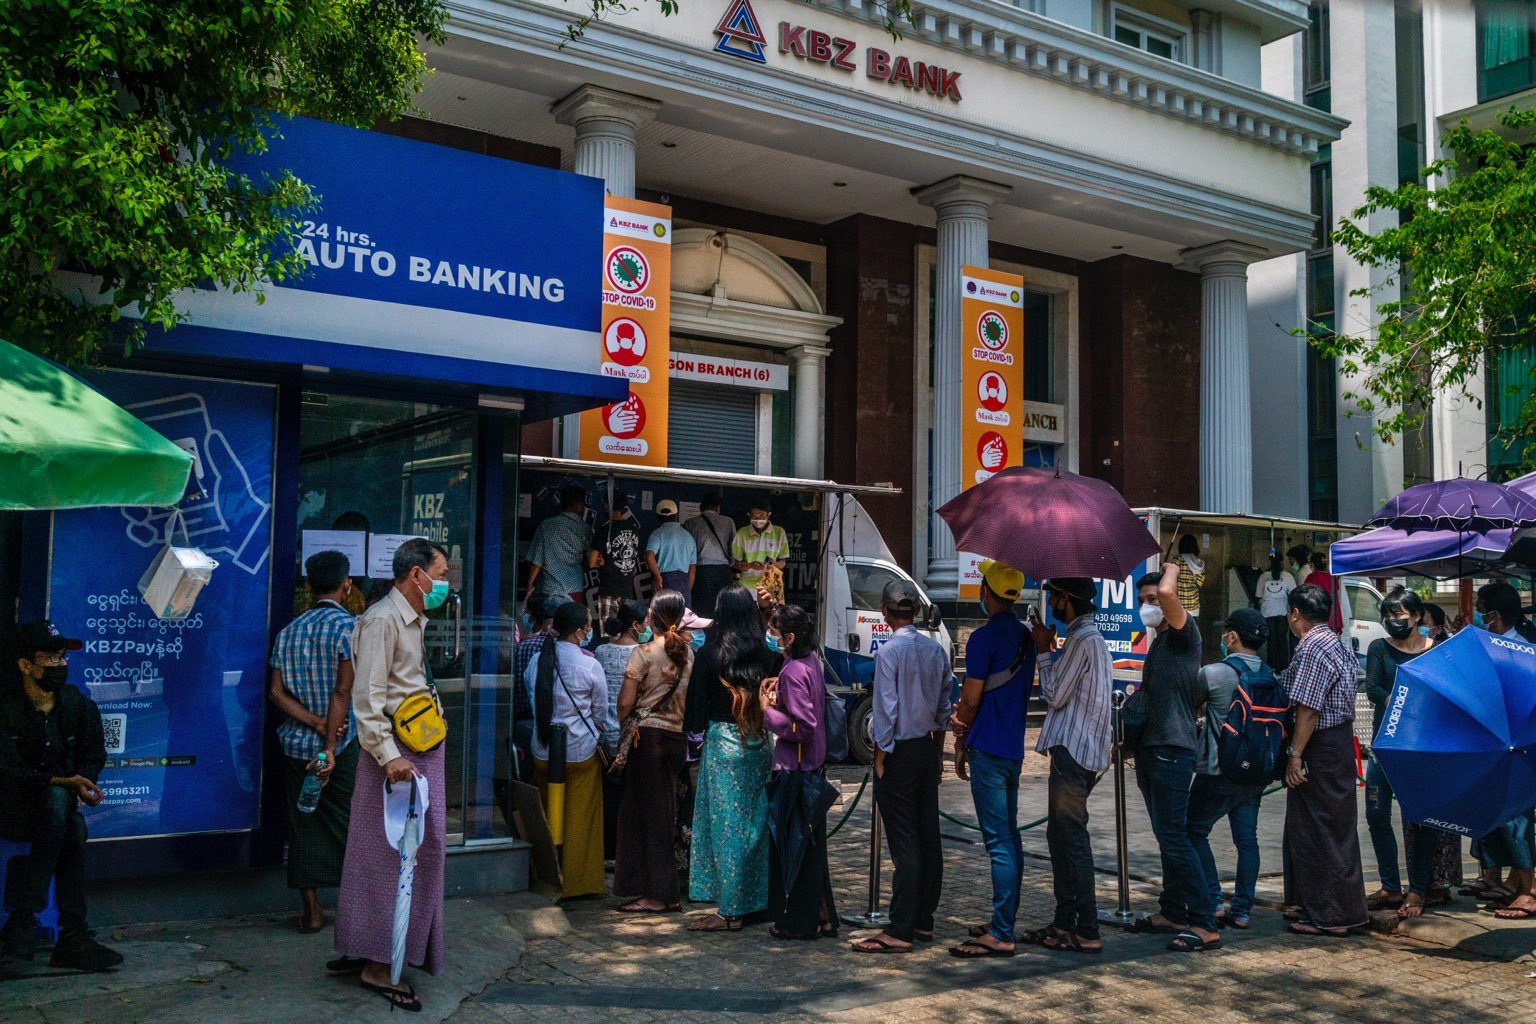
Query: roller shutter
668,380,757,473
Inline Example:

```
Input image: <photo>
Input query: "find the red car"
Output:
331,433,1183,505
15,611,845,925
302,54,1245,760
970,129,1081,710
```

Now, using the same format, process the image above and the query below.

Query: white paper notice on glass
368,534,425,578
300,530,368,575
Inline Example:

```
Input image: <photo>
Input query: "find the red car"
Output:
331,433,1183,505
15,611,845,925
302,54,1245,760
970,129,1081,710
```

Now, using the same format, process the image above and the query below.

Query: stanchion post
842,785,892,929
1099,689,1137,928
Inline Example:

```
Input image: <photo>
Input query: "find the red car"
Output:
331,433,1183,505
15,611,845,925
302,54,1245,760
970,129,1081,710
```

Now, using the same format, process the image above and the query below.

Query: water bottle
297,752,327,814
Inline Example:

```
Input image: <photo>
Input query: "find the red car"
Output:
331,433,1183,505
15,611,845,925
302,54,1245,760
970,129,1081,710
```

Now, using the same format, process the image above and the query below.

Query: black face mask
35,665,68,693
1383,619,1415,641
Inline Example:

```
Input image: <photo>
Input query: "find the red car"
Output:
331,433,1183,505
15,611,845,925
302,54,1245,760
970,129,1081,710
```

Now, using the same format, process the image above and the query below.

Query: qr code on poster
102,714,127,755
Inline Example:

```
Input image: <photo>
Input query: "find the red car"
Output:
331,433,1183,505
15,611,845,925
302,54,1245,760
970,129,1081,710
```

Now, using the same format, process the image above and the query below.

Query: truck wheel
847,695,875,766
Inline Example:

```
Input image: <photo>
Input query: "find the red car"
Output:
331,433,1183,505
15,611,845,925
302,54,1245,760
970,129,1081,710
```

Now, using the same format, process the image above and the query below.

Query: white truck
515,457,951,764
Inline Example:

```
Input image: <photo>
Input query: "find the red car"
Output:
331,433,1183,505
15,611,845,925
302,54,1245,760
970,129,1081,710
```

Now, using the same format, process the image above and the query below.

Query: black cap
1046,578,1098,603
11,620,83,659
1221,607,1269,646
881,579,920,612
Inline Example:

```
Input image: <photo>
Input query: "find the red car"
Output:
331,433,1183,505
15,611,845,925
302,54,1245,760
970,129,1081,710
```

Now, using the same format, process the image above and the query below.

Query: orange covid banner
579,197,672,466
958,265,1025,599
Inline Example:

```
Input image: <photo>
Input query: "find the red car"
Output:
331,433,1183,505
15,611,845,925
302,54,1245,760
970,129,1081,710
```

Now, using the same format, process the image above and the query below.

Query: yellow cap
977,560,1024,601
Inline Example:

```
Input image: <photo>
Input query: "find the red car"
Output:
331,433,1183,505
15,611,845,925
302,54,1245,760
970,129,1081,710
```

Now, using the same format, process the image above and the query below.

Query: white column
789,345,831,479
1185,242,1265,514
914,176,1011,598
552,85,661,457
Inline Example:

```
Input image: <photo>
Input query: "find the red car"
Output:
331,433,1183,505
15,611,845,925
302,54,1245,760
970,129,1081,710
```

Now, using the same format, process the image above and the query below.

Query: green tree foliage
1318,108,1536,463
0,0,447,364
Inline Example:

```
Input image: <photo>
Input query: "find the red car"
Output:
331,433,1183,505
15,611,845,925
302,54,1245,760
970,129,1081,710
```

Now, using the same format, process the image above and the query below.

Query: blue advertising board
48,370,275,840
137,116,622,415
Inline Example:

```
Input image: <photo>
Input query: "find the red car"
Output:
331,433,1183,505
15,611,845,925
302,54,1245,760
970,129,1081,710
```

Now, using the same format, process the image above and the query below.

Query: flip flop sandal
361,980,423,1013
1287,922,1350,938
1281,906,1303,921
913,930,935,942
850,936,913,954
819,923,839,939
949,939,1016,958
326,956,367,974
1223,915,1251,930
688,914,743,932
967,924,990,939
1366,890,1405,910
1459,881,1491,896
1041,931,1103,955
1168,932,1221,953
298,919,326,934
617,901,679,914
1130,915,1180,934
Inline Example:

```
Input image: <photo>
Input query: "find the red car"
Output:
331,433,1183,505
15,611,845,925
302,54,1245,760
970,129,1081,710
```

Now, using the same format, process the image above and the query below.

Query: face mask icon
604,317,648,366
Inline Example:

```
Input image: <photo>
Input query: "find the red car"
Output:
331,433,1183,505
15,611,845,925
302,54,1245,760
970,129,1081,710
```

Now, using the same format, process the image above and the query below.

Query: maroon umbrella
936,466,1159,581
1367,477,1536,534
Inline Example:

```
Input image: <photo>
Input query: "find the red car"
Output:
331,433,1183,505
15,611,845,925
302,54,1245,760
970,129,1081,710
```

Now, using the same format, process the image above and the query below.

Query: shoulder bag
609,651,685,777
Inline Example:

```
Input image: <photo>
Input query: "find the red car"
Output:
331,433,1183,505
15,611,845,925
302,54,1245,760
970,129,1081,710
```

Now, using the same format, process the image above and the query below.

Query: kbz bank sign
713,0,964,101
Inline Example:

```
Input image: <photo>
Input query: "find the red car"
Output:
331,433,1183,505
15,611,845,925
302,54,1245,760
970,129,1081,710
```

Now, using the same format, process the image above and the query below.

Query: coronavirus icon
604,392,647,439
978,372,1008,411
605,318,648,366
977,311,1009,350
606,246,650,294
977,431,1007,471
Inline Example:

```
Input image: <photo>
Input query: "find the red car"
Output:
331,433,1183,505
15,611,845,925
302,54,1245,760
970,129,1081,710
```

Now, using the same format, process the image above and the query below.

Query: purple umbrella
1367,478,1536,533
936,466,1159,580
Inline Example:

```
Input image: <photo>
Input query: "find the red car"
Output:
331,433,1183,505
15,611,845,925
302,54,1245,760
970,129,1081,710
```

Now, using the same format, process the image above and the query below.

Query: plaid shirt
514,629,556,726
527,512,593,595
1280,624,1358,729
270,601,356,760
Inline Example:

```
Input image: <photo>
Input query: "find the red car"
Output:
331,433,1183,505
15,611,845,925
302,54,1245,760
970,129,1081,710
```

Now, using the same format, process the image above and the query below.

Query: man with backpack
1186,608,1282,930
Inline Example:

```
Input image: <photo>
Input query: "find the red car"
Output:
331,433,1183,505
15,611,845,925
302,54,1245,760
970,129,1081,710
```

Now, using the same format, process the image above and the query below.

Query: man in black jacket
0,621,122,971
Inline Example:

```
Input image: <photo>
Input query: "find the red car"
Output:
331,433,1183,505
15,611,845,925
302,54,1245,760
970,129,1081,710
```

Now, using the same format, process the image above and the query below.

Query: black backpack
1215,656,1289,785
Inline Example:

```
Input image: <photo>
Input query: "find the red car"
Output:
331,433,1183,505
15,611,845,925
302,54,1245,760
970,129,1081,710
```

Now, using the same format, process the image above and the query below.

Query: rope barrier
826,771,870,838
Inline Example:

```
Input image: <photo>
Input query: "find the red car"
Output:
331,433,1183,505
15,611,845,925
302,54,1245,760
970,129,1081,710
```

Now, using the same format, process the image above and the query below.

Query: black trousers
692,565,734,618
875,736,943,942
5,787,88,935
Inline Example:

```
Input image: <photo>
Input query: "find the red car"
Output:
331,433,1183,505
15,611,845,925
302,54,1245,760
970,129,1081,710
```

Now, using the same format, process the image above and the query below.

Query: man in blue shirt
948,561,1031,958
644,499,697,606
852,579,952,954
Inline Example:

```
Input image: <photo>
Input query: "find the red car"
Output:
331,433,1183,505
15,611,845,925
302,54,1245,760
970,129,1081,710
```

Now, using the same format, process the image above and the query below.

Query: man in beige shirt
334,538,451,1011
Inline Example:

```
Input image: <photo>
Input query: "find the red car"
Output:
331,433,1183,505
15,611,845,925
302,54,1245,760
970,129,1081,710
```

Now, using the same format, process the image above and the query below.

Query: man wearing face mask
1129,563,1221,953
333,538,451,1012
0,621,121,971
731,501,790,598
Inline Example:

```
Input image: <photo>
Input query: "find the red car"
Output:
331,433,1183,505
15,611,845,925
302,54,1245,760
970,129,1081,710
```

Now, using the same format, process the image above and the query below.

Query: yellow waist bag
392,691,447,753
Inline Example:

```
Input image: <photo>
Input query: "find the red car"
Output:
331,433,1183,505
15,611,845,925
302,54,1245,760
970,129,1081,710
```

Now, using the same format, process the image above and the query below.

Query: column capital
551,85,661,129
1180,240,1268,274
912,175,1012,216
788,344,833,362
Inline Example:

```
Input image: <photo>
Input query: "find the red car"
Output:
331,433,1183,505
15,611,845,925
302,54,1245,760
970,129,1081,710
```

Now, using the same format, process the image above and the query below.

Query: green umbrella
0,338,194,510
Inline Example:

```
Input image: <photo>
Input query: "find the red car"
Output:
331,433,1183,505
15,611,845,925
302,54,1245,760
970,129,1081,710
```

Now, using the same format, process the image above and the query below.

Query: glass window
1486,299,1536,481
1305,2,1332,98
1348,581,1381,624
1477,0,1536,102
1023,290,1054,403
1310,160,1333,252
847,562,905,612
1306,253,1335,327
1111,6,1186,62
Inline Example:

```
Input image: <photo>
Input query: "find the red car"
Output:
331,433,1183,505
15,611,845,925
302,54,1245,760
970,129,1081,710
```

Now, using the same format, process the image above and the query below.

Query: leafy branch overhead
1314,107,1536,461
0,0,448,364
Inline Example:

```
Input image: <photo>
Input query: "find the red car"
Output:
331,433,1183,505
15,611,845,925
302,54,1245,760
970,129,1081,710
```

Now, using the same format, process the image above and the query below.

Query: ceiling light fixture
661,141,678,149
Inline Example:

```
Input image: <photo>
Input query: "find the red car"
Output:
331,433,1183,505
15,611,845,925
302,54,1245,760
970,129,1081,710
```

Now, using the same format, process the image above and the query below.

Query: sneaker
49,930,124,972
1,913,37,962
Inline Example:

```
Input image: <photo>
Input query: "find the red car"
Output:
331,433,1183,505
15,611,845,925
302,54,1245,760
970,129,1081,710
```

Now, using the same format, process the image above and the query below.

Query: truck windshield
848,562,905,612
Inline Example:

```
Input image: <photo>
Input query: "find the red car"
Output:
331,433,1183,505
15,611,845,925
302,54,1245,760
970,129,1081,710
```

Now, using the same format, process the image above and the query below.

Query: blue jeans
1364,756,1401,892
1187,774,1264,917
1135,745,1214,931
968,749,1023,942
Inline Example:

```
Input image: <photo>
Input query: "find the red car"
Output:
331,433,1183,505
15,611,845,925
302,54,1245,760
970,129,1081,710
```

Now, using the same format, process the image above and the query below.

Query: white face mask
1139,603,1165,629
750,517,769,530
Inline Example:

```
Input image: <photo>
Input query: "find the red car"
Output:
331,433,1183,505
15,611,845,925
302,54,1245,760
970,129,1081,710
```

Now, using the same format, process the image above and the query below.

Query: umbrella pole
1099,691,1137,928
840,789,891,929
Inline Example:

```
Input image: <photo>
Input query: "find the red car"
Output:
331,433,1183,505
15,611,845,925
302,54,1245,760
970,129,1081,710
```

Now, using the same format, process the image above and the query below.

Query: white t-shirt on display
1257,571,1298,617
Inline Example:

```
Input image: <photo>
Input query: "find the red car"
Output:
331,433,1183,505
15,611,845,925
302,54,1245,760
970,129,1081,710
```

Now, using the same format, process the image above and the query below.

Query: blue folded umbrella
1373,627,1536,839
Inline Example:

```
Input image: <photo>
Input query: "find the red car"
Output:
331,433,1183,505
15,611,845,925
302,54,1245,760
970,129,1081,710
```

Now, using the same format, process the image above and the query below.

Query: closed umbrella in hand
935,466,1158,581
383,774,430,986
1371,628,1536,839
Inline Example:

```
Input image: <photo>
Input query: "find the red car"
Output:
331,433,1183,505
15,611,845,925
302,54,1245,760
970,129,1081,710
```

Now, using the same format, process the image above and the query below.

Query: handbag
548,649,610,770
609,658,686,777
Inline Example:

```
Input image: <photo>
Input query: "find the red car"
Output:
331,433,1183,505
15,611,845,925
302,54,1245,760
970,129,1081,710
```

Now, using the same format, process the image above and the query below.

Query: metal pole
1099,690,1137,928
842,787,891,929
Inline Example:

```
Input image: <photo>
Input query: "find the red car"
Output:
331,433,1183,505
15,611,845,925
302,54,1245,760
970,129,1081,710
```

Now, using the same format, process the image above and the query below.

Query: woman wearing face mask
595,599,649,860
762,604,839,940
683,586,779,932
525,602,609,899
612,592,694,913
1257,555,1297,672
1360,588,1437,915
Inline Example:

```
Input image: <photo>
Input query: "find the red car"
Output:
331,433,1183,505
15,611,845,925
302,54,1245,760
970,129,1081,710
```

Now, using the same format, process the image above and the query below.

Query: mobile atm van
1064,508,1382,694
514,457,952,765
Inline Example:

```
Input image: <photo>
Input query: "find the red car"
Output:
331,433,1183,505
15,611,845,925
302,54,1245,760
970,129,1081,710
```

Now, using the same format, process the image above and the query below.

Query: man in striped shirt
1023,577,1112,954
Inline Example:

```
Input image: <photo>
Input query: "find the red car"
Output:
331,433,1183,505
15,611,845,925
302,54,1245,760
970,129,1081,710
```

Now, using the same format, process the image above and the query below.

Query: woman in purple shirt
761,604,839,939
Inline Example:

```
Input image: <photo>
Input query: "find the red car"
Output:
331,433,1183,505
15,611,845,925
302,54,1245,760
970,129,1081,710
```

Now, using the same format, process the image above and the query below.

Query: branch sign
959,266,1025,599
580,199,672,465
